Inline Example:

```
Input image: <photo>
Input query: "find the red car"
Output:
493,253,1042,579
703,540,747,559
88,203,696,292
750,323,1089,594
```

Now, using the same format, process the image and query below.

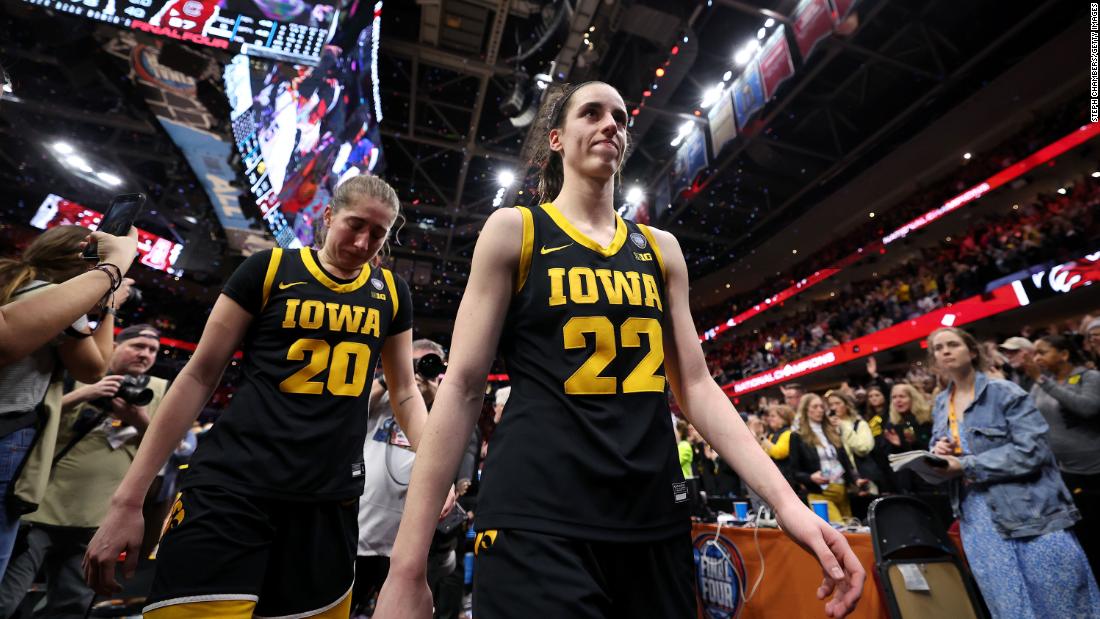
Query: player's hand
776,502,865,618
373,574,434,619
83,500,144,595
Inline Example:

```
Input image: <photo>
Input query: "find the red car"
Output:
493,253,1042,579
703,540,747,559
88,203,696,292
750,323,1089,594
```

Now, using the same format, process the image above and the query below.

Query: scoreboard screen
21,0,339,64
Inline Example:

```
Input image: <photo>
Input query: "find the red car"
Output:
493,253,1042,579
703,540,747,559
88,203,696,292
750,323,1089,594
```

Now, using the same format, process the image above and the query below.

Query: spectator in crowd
0,226,136,579
860,386,888,436
883,382,951,520
826,390,888,512
491,386,510,424
674,420,693,480
698,442,742,499
998,336,1036,391
927,327,1099,618
883,383,933,457
1021,334,1100,576
355,340,454,617
758,404,794,485
1082,317,1100,369
0,324,168,618
0,229,138,368
788,394,865,523
780,382,805,410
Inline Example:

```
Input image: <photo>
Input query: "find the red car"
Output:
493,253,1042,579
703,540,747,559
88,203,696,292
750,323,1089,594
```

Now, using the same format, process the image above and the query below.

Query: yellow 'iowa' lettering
281,299,381,336
547,267,662,310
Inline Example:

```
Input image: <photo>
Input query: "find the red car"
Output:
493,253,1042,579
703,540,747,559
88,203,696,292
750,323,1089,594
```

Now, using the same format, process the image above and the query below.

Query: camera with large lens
91,374,154,409
415,353,446,380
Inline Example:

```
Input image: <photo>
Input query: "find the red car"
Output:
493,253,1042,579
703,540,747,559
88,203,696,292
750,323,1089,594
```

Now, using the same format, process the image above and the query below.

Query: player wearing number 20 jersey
143,246,412,618
475,202,689,541
183,246,412,500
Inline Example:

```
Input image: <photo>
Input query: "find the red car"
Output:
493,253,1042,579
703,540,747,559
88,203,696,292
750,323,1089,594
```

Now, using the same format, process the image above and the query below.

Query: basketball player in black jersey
83,175,438,618
375,82,865,618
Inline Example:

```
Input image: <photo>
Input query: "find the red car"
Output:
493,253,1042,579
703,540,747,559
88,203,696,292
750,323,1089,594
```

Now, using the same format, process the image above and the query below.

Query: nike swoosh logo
278,281,307,290
540,243,573,255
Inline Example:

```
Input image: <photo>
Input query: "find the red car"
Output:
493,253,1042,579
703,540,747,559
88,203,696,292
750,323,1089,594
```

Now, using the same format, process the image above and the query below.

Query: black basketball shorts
143,485,357,618
471,528,697,619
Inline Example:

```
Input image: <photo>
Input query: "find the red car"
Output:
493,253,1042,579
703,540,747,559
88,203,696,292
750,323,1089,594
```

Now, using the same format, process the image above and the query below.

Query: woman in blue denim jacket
925,326,1099,618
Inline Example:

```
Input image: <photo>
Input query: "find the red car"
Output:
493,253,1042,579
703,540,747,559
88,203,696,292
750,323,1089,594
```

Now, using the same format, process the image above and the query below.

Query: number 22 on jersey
563,316,665,395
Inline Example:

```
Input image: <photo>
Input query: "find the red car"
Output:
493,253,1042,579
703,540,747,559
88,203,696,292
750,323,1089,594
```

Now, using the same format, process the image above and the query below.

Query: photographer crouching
0,325,170,618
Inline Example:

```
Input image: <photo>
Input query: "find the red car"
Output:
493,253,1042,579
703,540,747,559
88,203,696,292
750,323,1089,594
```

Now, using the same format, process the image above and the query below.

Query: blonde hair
315,174,402,252
0,225,91,306
766,404,794,427
889,383,932,426
824,390,857,421
796,393,841,449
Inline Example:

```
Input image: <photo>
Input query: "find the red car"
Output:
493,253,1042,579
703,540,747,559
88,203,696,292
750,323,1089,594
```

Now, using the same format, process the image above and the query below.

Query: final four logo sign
693,532,747,619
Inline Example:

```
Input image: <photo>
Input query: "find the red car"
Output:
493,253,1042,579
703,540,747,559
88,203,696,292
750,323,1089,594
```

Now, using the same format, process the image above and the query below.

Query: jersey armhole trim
381,268,399,320
261,248,284,312
516,206,534,293
637,224,666,283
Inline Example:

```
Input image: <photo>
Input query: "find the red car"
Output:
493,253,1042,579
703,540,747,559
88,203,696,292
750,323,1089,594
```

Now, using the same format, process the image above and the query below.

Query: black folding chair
867,495,987,619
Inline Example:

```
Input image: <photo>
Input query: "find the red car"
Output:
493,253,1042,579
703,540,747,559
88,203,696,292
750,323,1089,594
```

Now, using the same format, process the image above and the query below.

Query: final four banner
791,0,835,61
759,26,795,100
732,61,766,129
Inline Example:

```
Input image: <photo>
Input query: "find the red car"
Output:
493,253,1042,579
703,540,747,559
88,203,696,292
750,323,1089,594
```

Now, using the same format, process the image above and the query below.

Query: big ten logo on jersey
370,277,388,302
629,231,654,262
546,267,662,310
693,533,747,619
281,299,382,337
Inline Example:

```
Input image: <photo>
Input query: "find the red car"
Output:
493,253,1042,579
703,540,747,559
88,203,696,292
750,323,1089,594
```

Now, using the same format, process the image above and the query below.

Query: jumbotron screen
21,0,339,64
224,1,384,248
30,194,185,275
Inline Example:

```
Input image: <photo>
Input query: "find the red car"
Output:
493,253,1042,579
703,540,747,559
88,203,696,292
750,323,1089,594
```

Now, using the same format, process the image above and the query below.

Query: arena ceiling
0,0,1083,332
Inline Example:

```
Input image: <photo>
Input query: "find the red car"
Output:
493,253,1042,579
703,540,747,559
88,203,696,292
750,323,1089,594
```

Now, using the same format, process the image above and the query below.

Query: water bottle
463,551,475,585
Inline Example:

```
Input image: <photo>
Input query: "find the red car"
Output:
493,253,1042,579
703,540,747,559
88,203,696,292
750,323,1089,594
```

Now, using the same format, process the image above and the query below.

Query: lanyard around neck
947,384,965,455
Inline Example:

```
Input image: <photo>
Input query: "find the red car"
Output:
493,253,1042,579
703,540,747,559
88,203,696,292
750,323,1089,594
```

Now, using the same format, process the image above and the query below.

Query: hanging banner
158,118,259,241
104,33,270,251
670,129,709,197
707,87,737,159
759,26,796,99
791,0,835,61
732,61,766,129
832,0,859,19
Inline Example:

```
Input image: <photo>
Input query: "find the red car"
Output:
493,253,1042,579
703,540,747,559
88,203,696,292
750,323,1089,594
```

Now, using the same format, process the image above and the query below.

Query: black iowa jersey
183,248,412,501
476,203,689,542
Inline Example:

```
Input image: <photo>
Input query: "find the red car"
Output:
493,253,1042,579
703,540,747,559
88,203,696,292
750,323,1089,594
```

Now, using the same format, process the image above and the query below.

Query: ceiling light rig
48,141,126,189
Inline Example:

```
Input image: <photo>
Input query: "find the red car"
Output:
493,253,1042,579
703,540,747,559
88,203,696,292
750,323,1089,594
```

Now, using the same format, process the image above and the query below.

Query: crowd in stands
688,97,1086,291
704,173,1100,383
681,317,1100,616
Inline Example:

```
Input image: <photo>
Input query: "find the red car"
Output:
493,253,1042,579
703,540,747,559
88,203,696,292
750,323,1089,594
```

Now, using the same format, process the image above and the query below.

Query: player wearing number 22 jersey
476,202,689,538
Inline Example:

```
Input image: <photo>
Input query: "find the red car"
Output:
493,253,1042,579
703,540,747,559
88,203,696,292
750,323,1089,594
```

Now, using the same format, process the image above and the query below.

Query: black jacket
788,431,858,494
